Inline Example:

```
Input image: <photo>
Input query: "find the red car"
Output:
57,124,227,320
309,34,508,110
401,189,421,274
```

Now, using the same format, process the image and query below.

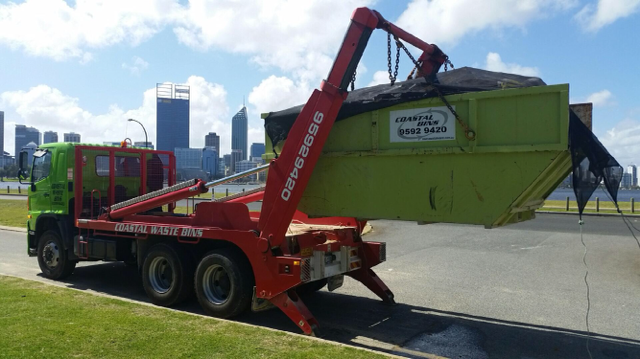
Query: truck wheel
37,230,77,280
142,244,194,307
195,249,253,318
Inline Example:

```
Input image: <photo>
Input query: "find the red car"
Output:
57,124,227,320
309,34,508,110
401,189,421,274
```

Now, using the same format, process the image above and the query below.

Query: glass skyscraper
250,143,265,161
43,131,58,144
15,124,40,157
156,83,190,152
64,132,81,143
231,107,248,161
205,132,220,152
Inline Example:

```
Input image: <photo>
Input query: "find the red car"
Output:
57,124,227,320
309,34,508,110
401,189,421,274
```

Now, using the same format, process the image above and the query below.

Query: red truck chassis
73,7,447,335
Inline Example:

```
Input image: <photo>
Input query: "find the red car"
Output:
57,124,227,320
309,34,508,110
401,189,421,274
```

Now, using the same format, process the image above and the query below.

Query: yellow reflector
27,215,31,219
293,261,300,266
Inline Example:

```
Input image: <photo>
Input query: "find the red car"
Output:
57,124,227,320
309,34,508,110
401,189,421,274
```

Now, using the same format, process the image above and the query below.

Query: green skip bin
263,70,595,228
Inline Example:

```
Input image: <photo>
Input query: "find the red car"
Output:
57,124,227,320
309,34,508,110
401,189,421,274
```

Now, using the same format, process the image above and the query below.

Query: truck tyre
195,249,253,318
142,244,194,307
37,230,77,280
296,279,327,296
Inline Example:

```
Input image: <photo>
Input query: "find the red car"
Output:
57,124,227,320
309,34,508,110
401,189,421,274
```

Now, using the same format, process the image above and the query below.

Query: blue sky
1,0,639,164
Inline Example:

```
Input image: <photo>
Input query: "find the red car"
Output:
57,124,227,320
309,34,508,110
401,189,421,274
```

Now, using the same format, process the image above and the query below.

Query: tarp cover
263,67,546,147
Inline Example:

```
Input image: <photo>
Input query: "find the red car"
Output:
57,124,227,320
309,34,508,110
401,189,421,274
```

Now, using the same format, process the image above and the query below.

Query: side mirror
17,151,30,183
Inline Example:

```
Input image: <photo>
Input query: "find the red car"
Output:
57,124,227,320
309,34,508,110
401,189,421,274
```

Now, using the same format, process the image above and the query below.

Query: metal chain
387,33,400,85
395,38,475,141
350,69,357,91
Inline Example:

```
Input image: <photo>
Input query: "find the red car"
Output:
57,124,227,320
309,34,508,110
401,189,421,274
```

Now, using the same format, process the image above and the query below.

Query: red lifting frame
73,145,176,222
258,7,447,248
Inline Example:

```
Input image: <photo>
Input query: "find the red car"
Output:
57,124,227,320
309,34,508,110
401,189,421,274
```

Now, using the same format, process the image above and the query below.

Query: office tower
156,83,190,152
64,132,81,143
15,124,40,157
231,107,248,161
250,143,265,162
205,132,220,152
43,131,58,144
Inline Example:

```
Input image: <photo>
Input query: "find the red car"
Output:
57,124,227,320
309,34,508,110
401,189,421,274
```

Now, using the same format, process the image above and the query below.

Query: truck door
29,150,53,213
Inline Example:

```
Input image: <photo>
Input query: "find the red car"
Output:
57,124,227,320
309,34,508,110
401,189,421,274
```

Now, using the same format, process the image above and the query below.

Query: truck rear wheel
37,230,76,280
195,249,253,318
142,244,194,307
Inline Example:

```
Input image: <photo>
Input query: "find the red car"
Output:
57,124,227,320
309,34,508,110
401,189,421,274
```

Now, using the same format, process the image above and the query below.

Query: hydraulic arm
258,7,448,247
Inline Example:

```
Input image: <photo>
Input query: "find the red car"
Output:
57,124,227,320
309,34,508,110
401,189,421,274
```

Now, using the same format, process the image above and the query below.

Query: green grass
0,276,383,359
0,199,26,228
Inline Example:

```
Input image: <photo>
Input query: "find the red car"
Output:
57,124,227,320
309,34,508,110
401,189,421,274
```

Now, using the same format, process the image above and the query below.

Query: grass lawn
0,276,383,359
0,199,26,228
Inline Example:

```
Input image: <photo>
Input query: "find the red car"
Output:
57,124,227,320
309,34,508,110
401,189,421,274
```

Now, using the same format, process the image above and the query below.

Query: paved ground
2,213,640,358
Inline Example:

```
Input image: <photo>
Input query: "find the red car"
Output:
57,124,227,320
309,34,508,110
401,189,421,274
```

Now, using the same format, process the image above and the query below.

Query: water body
547,188,640,202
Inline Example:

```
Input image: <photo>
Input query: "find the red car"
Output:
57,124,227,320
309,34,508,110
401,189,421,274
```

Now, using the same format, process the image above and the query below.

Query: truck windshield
32,152,52,182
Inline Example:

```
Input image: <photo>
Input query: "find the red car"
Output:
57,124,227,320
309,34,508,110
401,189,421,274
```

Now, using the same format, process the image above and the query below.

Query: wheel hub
42,241,60,269
149,257,174,294
203,264,231,305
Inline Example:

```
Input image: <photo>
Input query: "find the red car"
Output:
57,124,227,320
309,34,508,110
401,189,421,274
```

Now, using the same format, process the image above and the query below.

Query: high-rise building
217,158,226,177
202,147,218,178
15,125,40,157
205,132,220,152
229,149,243,174
134,141,154,149
174,148,202,169
627,164,637,187
64,132,81,143
43,131,58,144
0,111,4,156
250,143,265,162
156,83,190,152
231,107,248,161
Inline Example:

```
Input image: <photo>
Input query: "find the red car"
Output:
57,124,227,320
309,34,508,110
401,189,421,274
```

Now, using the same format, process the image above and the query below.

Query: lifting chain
350,69,357,91
387,32,400,85
392,36,475,141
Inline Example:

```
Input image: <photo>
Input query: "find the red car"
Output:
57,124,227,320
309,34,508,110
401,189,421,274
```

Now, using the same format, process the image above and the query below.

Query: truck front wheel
37,230,76,280
142,244,194,307
195,249,253,318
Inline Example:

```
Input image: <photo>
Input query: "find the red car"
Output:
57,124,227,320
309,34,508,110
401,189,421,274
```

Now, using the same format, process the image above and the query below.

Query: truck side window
32,152,52,182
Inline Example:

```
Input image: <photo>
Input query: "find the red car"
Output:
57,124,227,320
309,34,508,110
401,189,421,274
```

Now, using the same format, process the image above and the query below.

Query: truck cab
18,142,175,279
19,143,76,260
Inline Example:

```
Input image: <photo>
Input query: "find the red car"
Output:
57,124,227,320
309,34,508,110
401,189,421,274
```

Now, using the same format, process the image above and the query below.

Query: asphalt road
2,213,640,358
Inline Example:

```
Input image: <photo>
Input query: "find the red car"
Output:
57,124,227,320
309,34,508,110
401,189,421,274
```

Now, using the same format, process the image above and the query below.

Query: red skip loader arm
258,7,448,247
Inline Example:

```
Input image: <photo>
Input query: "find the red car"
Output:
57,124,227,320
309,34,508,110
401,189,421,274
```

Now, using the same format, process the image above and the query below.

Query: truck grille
380,242,386,262
300,258,311,282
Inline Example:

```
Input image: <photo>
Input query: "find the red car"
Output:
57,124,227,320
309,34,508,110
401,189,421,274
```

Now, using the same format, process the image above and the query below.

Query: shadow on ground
46,262,640,359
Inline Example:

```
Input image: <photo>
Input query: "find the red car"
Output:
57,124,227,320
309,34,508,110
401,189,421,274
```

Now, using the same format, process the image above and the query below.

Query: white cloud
122,56,149,76
1,76,230,156
395,0,577,47
483,52,540,76
368,70,391,87
575,0,640,32
174,0,373,84
600,118,640,166
0,0,179,61
586,89,615,107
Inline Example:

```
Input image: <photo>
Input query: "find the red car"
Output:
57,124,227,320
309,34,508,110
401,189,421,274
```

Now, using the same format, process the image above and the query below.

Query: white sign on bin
389,106,456,143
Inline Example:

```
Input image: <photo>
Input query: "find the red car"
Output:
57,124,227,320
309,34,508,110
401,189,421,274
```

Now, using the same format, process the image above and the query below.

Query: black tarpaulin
569,111,623,217
263,67,546,147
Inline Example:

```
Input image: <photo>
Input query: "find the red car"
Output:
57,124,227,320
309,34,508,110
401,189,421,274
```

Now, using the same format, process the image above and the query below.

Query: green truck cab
18,142,154,279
